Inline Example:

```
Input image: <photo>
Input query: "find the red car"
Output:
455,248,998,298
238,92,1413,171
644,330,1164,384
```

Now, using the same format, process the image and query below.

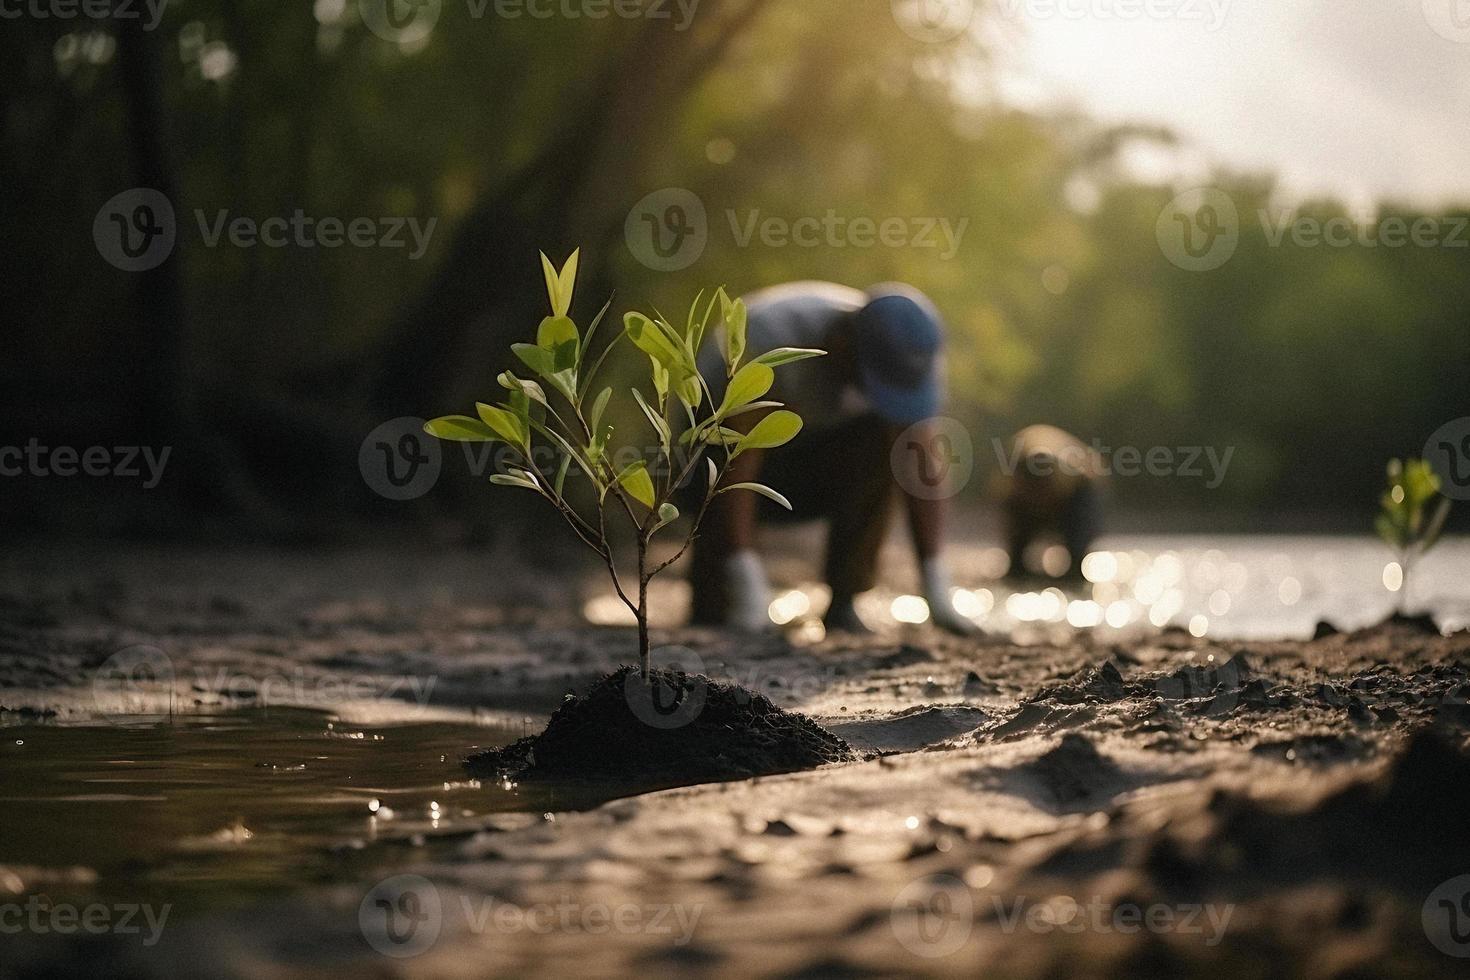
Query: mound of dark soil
1021,733,1128,808
1162,727,1470,893
466,667,856,793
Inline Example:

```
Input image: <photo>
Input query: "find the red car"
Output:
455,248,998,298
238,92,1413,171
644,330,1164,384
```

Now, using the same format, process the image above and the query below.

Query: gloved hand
921,557,980,636
724,550,773,632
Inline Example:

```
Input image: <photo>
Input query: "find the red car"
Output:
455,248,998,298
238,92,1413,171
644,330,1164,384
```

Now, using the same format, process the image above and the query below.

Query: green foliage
425,251,821,671
1375,458,1450,553
1375,458,1451,609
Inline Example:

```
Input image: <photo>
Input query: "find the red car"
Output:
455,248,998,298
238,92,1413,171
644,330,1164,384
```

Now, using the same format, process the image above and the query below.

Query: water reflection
578,535,1468,640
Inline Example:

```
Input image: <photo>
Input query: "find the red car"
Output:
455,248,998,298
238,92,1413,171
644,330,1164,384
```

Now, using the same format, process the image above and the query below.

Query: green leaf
490,471,540,491
704,425,746,446
580,296,613,362
706,456,719,491
551,340,579,379
686,289,719,361
625,312,683,371
616,460,656,509
588,387,612,434
540,250,578,317
477,403,529,451
650,357,670,401
512,343,556,379
537,315,579,353
751,347,826,368
653,502,679,533
511,338,575,403
719,482,792,510
557,248,579,316
527,418,599,491
498,371,548,408
424,416,498,443
722,399,783,420
553,453,572,498
540,252,560,313
717,362,774,417
676,374,703,412
632,387,671,453
738,410,803,451
718,290,747,375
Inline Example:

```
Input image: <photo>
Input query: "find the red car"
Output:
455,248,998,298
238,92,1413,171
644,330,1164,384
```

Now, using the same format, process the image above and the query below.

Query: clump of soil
466,666,856,794
1013,733,1133,811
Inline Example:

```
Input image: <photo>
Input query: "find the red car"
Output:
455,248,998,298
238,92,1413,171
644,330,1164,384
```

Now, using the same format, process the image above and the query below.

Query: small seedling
1374,458,1450,612
424,250,823,674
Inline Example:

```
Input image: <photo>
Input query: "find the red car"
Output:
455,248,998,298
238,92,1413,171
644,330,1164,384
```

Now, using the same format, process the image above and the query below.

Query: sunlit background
5,0,1467,534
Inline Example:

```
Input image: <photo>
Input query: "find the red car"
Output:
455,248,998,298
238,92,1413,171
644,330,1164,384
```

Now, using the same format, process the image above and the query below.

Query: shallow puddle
0,708,549,910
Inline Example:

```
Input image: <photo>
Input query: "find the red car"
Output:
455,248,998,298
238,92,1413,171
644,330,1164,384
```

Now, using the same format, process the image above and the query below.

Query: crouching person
1001,424,1105,577
687,281,977,636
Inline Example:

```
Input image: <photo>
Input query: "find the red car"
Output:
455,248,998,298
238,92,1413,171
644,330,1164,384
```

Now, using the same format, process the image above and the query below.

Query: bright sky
989,0,1470,208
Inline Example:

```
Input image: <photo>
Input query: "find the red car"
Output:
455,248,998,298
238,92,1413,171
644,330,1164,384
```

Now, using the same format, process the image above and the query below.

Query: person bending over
688,281,976,635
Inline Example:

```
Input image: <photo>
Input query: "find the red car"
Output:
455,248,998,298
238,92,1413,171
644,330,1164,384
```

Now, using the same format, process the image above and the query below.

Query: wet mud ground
1,542,1468,977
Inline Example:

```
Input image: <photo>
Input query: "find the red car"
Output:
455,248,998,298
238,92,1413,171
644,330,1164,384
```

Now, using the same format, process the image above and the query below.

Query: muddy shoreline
2,545,1468,977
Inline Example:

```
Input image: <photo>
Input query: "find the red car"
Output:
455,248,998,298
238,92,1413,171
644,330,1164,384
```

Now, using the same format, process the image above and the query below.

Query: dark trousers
689,414,897,625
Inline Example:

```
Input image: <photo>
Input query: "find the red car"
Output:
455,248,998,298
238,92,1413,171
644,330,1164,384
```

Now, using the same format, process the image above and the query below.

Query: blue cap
851,286,944,426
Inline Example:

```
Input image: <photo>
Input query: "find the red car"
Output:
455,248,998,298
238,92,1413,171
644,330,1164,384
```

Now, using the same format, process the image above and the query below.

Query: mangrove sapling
1374,458,1451,614
424,250,824,676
